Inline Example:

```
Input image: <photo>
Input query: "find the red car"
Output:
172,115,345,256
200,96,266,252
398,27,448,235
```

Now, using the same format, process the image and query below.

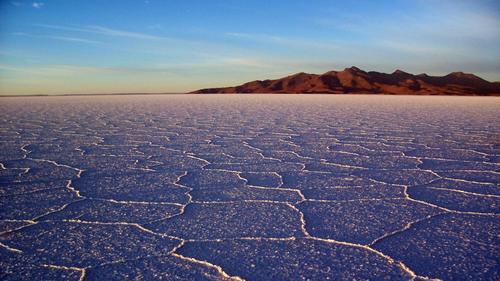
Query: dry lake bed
0,95,499,280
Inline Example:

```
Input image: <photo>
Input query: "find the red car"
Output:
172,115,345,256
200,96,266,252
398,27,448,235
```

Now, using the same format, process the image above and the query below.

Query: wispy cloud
0,64,171,76
0,56,273,78
36,24,174,41
219,58,270,68
33,23,251,57
86,25,167,40
225,32,343,51
376,40,452,56
226,32,282,42
32,2,44,8
12,32,102,45
48,35,102,44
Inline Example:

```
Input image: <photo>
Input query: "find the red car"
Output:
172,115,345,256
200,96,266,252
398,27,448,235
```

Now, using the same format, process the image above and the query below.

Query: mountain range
192,67,500,95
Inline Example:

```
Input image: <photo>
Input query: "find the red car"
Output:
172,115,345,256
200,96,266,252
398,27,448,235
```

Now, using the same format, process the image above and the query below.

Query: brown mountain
192,67,500,96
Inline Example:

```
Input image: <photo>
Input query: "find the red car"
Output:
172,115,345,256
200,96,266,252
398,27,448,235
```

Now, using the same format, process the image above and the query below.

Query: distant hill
192,67,500,96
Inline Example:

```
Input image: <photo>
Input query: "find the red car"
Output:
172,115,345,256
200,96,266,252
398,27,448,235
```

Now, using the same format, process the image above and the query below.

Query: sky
0,0,499,95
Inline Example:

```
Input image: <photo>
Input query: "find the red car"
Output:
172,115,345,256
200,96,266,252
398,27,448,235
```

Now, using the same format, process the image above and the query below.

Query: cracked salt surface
0,95,499,280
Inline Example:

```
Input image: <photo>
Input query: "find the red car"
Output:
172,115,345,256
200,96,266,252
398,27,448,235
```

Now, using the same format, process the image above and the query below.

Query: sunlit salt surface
0,95,499,280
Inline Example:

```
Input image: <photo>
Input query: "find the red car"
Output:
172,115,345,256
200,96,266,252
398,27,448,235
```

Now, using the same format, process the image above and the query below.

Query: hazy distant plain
1,95,499,280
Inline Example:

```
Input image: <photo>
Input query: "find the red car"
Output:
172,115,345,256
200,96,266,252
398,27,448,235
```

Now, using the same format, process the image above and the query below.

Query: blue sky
1,0,499,95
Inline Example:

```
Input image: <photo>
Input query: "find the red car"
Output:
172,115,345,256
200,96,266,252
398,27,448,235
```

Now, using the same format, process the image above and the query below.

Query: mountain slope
192,67,500,95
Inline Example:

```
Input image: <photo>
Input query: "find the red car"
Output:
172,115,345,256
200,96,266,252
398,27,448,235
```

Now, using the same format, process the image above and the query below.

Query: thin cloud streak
36,24,176,41
12,32,103,45
225,32,344,51
33,23,234,53
32,2,44,8
0,57,273,78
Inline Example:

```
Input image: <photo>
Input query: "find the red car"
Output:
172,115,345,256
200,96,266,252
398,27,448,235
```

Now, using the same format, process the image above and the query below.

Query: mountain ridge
192,67,500,96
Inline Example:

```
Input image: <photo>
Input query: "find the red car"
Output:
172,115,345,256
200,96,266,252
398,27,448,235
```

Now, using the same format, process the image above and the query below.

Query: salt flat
0,95,499,280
